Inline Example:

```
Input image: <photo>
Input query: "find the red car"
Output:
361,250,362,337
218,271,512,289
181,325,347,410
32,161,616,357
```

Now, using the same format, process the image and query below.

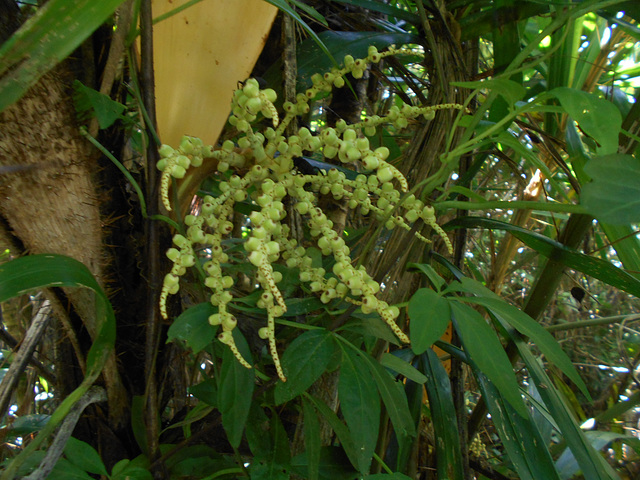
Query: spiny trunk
0,66,127,428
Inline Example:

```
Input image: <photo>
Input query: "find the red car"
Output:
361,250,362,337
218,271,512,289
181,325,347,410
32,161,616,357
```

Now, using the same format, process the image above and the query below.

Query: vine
157,46,464,381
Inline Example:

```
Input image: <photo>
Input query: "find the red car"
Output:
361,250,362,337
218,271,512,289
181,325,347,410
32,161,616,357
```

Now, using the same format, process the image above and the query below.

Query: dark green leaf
365,473,413,480
455,290,589,398
450,301,527,417
445,217,640,299
8,414,49,436
188,378,217,406
218,329,254,448
249,414,291,480
380,353,426,384
405,262,446,291
274,329,335,404
306,394,360,471
341,314,400,345
581,154,640,224
166,303,217,354
73,80,125,129
48,458,94,480
63,437,108,476
303,397,321,480
358,350,416,441
420,350,464,480
551,87,622,155
339,347,380,474
328,0,420,25
474,369,560,480
408,288,451,355
290,446,359,480
283,297,323,316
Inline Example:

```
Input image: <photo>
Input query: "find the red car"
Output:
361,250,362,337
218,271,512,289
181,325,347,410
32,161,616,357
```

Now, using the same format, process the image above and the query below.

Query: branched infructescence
158,46,462,381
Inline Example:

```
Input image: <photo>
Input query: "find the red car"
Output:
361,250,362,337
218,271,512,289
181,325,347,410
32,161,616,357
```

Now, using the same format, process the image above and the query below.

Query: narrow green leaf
0,0,127,113
63,437,108,476
551,87,622,155
596,391,640,423
405,262,446,291
420,350,464,480
328,0,420,25
450,301,527,417
451,78,526,108
514,334,619,480
302,398,321,480
217,329,254,448
275,329,335,405
380,353,427,384
166,303,217,354
339,347,380,474
445,217,640,299
474,370,561,480
408,288,451,355
358,350,416,441
581,154,640,224
457,293,589,398
306,394,360,471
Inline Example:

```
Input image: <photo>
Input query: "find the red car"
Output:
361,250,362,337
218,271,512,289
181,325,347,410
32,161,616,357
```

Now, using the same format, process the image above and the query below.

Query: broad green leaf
166,303,217,354
63,437,108,476
380,353,427,384
283,297,323,316
48,458,94,480
0,255,115,479
217,329,254,448
339,347,380,474
358,350,416,442
274,329,335,405
457,292,589,398
73,80,126,129
420,350,464,480
450,301,527,417
245,404,273,460
581,154,640,224
551,87,622,155
302,398,321,480
451,78,526,108
514,334,619,480
0,0,128,113
408,288,451,355
341,315,400,346
8,414,49,436
306,394,360,471
188,378,217,406
474,370,561,480
445,217,640,299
